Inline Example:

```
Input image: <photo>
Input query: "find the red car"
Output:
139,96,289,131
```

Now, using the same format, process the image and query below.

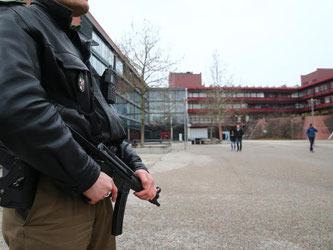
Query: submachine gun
69,127,161,236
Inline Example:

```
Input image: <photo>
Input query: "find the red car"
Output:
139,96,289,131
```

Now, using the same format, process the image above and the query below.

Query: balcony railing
187,88,333,104
187,101,333,115
187,96,296,102
298,88,333,100
188,108,296,114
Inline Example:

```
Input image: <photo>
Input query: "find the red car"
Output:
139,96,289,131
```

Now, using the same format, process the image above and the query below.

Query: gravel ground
1,140,333,250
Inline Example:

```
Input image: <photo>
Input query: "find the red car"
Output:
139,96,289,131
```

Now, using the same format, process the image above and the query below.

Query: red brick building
171,69,333,139
169,72,202,88
301,68,333,86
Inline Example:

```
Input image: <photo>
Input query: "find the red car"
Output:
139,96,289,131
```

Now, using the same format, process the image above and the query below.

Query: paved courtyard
1,140,333,249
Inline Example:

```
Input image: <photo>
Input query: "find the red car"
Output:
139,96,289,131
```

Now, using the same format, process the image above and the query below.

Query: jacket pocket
54,52,89,71
53,52,93,114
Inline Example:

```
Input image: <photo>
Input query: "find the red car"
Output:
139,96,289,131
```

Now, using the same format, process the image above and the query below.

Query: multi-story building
172,70,333,139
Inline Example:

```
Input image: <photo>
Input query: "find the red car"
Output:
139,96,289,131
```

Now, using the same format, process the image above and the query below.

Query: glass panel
115,58,123,76
325,96,330,103
291,92,299,98
92,32,114,68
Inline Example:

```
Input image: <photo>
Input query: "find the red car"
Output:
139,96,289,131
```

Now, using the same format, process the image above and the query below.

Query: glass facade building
148,88,186,140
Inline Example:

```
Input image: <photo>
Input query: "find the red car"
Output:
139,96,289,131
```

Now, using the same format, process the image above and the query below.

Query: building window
320,84,328,91
92,32,115,67
189,103,200,109
291,92,298,98
325,96,331,103
324,84,329,90
193,104,201,109
90,55,106,75
115,58,123,76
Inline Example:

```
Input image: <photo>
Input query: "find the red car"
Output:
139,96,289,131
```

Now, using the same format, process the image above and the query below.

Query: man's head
236,124,240,129
309,123,313,127
56,0,89,17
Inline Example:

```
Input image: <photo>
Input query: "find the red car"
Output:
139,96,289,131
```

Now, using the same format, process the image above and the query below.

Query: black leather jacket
0,0,147,193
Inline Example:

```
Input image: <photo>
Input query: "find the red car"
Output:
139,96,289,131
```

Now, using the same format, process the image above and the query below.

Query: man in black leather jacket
0,0,157,249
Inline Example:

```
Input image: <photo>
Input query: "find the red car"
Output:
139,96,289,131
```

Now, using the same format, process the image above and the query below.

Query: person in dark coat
230,127,236,151
306,123,318,152
0,1,157,249
235,124,244,152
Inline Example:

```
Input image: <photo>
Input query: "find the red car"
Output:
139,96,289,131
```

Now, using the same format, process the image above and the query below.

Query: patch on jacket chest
78,73,86,92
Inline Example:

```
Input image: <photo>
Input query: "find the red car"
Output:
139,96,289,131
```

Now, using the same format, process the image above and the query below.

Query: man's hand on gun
134,169,157,201
83,170,157,204
82,172,118,204
69,126,160,235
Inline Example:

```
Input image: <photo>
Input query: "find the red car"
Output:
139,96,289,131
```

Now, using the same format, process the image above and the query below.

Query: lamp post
170,116,173,142
309,98,315,125
291,118,294,140
183,98,187,150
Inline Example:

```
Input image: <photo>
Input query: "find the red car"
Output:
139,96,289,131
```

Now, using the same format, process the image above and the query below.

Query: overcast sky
89,0,333,87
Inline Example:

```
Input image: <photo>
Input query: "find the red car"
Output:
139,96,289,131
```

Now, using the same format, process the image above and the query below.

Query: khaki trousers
2,176,116,250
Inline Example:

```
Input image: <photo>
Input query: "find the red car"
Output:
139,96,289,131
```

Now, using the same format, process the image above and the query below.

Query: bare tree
118,20,176,146
202,50,234,142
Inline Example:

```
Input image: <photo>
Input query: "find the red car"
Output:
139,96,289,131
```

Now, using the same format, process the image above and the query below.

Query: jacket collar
31,0,73,29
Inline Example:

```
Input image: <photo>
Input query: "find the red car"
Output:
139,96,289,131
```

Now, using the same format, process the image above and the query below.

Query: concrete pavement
1,140,333,249
119,140,333,249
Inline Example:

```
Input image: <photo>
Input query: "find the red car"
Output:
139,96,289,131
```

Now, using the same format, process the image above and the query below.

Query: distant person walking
306,123,318,152
230,127,236,151
235,124,244,152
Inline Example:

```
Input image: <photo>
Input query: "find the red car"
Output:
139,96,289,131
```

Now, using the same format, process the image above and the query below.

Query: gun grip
149,187,161,207
112,190,129,236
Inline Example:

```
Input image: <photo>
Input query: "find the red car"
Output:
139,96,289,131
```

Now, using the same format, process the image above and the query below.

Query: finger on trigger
112,191,117,202
134,191,149,200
